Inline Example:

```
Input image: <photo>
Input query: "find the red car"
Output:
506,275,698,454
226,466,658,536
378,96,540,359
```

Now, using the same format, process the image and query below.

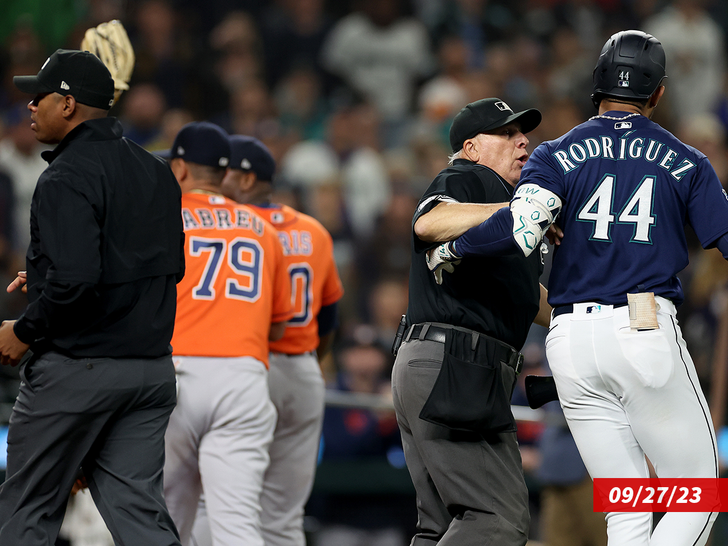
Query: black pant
0,352,181,546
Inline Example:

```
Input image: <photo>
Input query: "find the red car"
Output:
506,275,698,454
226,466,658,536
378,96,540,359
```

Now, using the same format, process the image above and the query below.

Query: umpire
0,50,184,545
391,98,551,546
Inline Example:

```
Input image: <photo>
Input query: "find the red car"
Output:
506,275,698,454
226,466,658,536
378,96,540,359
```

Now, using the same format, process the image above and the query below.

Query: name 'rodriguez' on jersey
520,112,728,308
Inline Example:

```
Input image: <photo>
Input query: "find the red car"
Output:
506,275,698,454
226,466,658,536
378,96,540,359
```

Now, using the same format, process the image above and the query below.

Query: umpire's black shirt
407,159,543,351
13,117,185,358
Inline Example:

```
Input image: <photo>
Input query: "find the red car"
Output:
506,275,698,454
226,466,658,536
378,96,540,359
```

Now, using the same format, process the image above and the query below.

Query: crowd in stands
2,0,728,544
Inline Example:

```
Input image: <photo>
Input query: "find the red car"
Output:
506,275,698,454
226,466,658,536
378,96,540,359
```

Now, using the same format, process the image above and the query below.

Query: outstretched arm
425,184,562,283
414,201,508,243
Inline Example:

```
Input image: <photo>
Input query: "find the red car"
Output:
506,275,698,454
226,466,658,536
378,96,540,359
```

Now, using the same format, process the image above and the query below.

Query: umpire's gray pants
391,338,529,546
0,351,181,546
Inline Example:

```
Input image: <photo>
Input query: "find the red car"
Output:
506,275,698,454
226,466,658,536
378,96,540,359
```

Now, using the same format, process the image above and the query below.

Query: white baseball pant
545,297,718,546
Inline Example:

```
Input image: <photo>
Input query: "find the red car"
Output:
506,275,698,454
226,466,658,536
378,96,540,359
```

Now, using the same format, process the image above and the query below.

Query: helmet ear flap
591,30,666,108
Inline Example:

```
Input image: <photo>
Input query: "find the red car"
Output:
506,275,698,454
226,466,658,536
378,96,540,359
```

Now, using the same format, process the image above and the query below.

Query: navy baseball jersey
521,111,728,307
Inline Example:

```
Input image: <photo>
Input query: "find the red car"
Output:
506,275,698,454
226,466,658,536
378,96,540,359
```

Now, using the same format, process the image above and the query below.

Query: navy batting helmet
591,30,666,108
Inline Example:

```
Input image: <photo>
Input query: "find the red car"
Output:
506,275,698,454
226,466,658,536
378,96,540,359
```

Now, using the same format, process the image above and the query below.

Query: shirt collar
42,117,123,164
452,158,513,195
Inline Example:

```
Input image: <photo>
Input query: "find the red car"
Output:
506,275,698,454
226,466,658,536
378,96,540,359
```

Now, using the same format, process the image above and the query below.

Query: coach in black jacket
0,49,184,546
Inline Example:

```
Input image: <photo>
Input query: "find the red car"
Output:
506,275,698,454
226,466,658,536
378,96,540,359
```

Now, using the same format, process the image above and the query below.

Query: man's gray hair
448,150,463,166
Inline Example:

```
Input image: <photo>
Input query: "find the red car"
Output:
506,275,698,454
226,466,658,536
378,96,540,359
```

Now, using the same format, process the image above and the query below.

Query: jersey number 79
189,236,263,301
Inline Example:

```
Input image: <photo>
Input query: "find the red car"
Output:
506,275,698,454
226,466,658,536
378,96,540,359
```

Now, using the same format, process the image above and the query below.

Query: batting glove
426,241,462,285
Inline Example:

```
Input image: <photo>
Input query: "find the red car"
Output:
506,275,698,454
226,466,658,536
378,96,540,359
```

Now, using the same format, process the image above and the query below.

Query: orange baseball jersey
249,203,344,355
172,191,293,364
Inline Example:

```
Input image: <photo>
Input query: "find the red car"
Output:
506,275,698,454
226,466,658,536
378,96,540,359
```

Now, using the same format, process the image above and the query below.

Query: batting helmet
591,30,666,108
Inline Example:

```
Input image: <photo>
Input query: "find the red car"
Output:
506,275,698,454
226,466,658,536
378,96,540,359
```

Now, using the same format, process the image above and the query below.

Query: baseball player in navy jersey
427,30,728,546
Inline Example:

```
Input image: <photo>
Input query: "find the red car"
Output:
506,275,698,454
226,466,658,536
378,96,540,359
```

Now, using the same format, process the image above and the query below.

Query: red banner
593,479,728,512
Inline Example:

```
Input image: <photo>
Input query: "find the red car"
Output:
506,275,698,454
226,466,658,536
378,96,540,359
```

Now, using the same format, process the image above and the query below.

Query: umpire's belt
405,322,523,374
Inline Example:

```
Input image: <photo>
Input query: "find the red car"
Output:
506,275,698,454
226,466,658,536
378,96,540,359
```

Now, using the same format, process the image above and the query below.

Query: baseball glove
81,20,135,105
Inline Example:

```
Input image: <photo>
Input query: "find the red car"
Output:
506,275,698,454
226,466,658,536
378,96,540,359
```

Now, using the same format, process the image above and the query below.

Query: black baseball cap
449,98,542,152
229,135,276,182
13,49,115,110
160,122,231,168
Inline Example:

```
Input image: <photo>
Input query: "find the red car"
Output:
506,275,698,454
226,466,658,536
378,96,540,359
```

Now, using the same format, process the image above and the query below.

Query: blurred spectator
209,10,264,93
328,103,391,240
260,0,334,90
320,0,435,144
0,103,49,259
532,96,587,146
510,342,548,541
411,36,470,150
677,113,728,187
366,277,409,349
309,334,408,546
426,0,517,66
1,0,81,52
274,67,330,141
537,398,608,546
644,0,727,128
545,26,596,115
1,18,47,110
282,102,391,241
355,192,417,314
216,78,279,138
682,249,728,381
145,107,195,152
118,82,167,147
129,0,195,109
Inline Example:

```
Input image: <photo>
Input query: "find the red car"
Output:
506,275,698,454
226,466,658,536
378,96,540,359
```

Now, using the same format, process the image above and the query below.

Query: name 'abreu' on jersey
520,112,728,308
182,195,266,236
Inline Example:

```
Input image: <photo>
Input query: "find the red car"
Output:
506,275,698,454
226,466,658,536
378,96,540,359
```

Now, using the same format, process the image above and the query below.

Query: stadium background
1,0,728,544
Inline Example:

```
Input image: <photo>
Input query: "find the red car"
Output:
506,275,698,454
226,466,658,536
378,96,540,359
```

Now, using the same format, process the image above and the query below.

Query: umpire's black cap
160,122,231,169
13,49,115,110
449,98,542,152
228,135,276,182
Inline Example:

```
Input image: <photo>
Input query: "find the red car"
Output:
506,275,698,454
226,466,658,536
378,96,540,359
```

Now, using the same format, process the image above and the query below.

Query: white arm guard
510,183,562,256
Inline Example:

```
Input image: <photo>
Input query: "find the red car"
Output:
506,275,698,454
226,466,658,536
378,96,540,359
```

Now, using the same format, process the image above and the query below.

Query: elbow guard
510,184,562,256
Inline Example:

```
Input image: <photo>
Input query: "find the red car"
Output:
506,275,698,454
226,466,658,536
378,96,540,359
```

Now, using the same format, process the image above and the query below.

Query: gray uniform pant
0,351,180,546
164,356,276,546
391,338,529,546
190,352,325,546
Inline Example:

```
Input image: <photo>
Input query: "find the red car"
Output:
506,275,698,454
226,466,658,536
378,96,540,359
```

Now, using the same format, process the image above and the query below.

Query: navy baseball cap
449,98,542,152
13,49,115,110
161,122,231,168
229,135,276,182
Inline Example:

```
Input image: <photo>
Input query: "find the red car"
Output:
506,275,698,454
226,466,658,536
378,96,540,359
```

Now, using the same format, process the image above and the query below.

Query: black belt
552,302,628,318
405,323,523,374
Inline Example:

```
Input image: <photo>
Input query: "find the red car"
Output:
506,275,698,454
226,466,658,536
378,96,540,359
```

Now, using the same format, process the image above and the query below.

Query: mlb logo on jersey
618,70,630,88
615,122,632,130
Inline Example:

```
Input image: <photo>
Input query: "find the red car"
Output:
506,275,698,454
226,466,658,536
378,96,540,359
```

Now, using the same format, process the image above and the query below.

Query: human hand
0,320,30,366
426,242,462,285
7,271,27,294
71,476,88,495
545,224,563,246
